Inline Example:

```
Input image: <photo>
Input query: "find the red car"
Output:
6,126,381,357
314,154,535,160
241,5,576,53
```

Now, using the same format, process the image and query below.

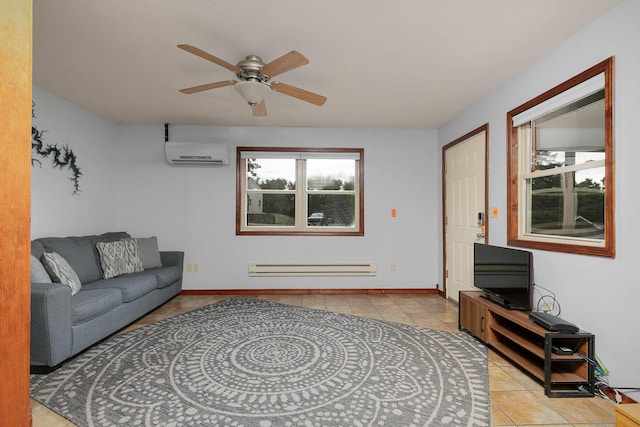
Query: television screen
473,243,533,310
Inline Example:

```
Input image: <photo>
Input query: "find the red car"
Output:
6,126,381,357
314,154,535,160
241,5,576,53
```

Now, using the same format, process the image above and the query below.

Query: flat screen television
473,243,533,310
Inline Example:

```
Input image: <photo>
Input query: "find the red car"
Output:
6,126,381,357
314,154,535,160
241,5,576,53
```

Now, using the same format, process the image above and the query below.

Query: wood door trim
0,0,32,424
441,124,489,299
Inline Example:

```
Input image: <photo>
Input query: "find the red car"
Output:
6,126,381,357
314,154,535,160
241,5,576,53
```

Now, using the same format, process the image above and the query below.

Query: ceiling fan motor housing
236,55,270,83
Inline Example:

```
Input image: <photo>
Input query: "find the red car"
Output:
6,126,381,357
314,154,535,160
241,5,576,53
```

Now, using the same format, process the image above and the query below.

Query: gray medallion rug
31,297,491,426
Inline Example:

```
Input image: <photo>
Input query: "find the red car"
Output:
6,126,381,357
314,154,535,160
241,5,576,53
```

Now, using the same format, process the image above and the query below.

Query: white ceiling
33,0,620,129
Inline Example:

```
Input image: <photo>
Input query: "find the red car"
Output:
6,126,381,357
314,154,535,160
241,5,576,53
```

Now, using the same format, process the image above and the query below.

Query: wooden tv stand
458,291,595,397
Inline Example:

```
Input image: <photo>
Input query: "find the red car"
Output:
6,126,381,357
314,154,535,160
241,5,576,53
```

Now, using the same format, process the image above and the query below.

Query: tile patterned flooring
31,293,616,426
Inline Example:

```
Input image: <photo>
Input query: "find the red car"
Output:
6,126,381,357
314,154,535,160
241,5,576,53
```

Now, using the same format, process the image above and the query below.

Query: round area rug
31,297,490,426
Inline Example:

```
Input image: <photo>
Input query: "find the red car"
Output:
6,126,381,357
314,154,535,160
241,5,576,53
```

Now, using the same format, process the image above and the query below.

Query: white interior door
444,130,487,302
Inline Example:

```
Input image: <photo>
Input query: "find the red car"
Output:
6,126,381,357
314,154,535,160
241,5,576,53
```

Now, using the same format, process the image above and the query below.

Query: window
507,57,614,257
236,147,364,235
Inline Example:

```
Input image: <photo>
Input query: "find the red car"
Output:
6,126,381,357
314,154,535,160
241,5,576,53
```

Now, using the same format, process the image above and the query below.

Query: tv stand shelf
459,291,595,398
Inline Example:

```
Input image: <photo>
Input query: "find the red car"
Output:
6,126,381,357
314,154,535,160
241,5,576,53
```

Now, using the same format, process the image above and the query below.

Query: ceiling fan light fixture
235,81,270,105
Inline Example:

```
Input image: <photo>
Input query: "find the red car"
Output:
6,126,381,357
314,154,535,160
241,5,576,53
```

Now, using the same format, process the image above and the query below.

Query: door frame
441,124,489,299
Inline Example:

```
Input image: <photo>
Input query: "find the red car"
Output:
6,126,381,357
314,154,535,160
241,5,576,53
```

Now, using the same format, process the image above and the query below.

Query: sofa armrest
30,282,73,367
160,251,184,270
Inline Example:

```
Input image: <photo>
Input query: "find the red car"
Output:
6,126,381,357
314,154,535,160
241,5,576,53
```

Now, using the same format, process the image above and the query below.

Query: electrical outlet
193,263,199,272
390,262,397,272
542,303,553,312
186,263,193,272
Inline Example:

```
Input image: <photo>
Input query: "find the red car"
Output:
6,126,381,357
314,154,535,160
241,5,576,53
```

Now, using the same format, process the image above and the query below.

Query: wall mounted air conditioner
165,142,230,165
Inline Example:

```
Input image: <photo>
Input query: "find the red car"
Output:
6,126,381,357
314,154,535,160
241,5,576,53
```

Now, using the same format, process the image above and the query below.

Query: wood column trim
0,0,32,425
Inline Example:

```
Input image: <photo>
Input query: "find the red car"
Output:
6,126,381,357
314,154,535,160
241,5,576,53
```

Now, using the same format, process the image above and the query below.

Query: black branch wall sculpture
31,104,82,195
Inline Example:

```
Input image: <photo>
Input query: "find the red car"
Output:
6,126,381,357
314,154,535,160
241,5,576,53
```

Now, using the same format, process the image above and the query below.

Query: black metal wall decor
31,104,82,195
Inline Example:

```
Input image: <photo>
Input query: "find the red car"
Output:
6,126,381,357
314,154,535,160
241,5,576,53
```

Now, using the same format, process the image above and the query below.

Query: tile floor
31,293,616,426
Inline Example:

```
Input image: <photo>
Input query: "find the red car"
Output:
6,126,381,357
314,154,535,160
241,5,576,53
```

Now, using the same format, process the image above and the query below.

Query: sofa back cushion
121,236,163,269
30,254,52,283
31,232,131,284
40,239,101,284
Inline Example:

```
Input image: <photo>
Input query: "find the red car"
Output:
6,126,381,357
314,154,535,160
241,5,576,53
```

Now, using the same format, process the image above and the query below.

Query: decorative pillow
42,252,82,295
122,236,162,270
96,240,144,279
31,254,52,283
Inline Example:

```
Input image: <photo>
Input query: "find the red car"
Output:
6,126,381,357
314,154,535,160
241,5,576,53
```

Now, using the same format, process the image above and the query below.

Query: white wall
31,87,118,238
438,0,640,398
113,125,439,291
31,91,440,291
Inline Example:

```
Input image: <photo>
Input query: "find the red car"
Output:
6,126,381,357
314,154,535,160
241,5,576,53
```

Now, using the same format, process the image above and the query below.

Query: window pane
307,194,355,227
533,151,604,170
247,158,296,190
533,92,605,171
307,159,355,190
527,167,605,239
246,193,295,227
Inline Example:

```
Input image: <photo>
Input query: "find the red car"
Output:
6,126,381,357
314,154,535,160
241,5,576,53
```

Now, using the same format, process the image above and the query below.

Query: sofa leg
30,364,60,374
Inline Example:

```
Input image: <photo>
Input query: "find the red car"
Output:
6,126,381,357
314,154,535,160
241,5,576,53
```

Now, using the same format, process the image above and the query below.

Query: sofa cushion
31,241,46,260
96,240,144,279
90,232,132,245
136,266,182,289
31,254,52,283
83,274,157,302
40,238,103,284
123,236,162,269
42,252,82,296
71,288,122,325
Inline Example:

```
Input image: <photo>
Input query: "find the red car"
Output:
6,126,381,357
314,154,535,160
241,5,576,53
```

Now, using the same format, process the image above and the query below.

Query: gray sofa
30,232,184,371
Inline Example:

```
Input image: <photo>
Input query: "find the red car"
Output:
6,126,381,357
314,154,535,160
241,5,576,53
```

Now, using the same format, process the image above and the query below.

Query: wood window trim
236,146,365,236
506,57,615,257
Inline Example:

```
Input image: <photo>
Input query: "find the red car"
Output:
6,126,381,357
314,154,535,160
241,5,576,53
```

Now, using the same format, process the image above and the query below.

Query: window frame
506,57,615,257
236,146,365,236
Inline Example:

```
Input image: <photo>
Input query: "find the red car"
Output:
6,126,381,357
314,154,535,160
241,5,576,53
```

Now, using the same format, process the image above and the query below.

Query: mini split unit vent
165,142,230,165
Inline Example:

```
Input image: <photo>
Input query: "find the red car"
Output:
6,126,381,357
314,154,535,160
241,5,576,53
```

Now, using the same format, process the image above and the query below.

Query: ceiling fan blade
179,80,236,94
177,44,241,73
252,100,267,117
262,51,309,77
271,82,327,106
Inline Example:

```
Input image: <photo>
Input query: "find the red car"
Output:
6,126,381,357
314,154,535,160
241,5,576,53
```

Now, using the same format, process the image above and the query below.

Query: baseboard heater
248,263,377,277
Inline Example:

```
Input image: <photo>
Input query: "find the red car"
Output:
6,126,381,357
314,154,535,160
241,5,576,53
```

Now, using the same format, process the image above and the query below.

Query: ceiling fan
178,44,327,117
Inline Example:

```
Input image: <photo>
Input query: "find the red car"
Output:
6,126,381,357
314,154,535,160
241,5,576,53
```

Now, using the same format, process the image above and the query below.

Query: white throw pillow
42,252,82,295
